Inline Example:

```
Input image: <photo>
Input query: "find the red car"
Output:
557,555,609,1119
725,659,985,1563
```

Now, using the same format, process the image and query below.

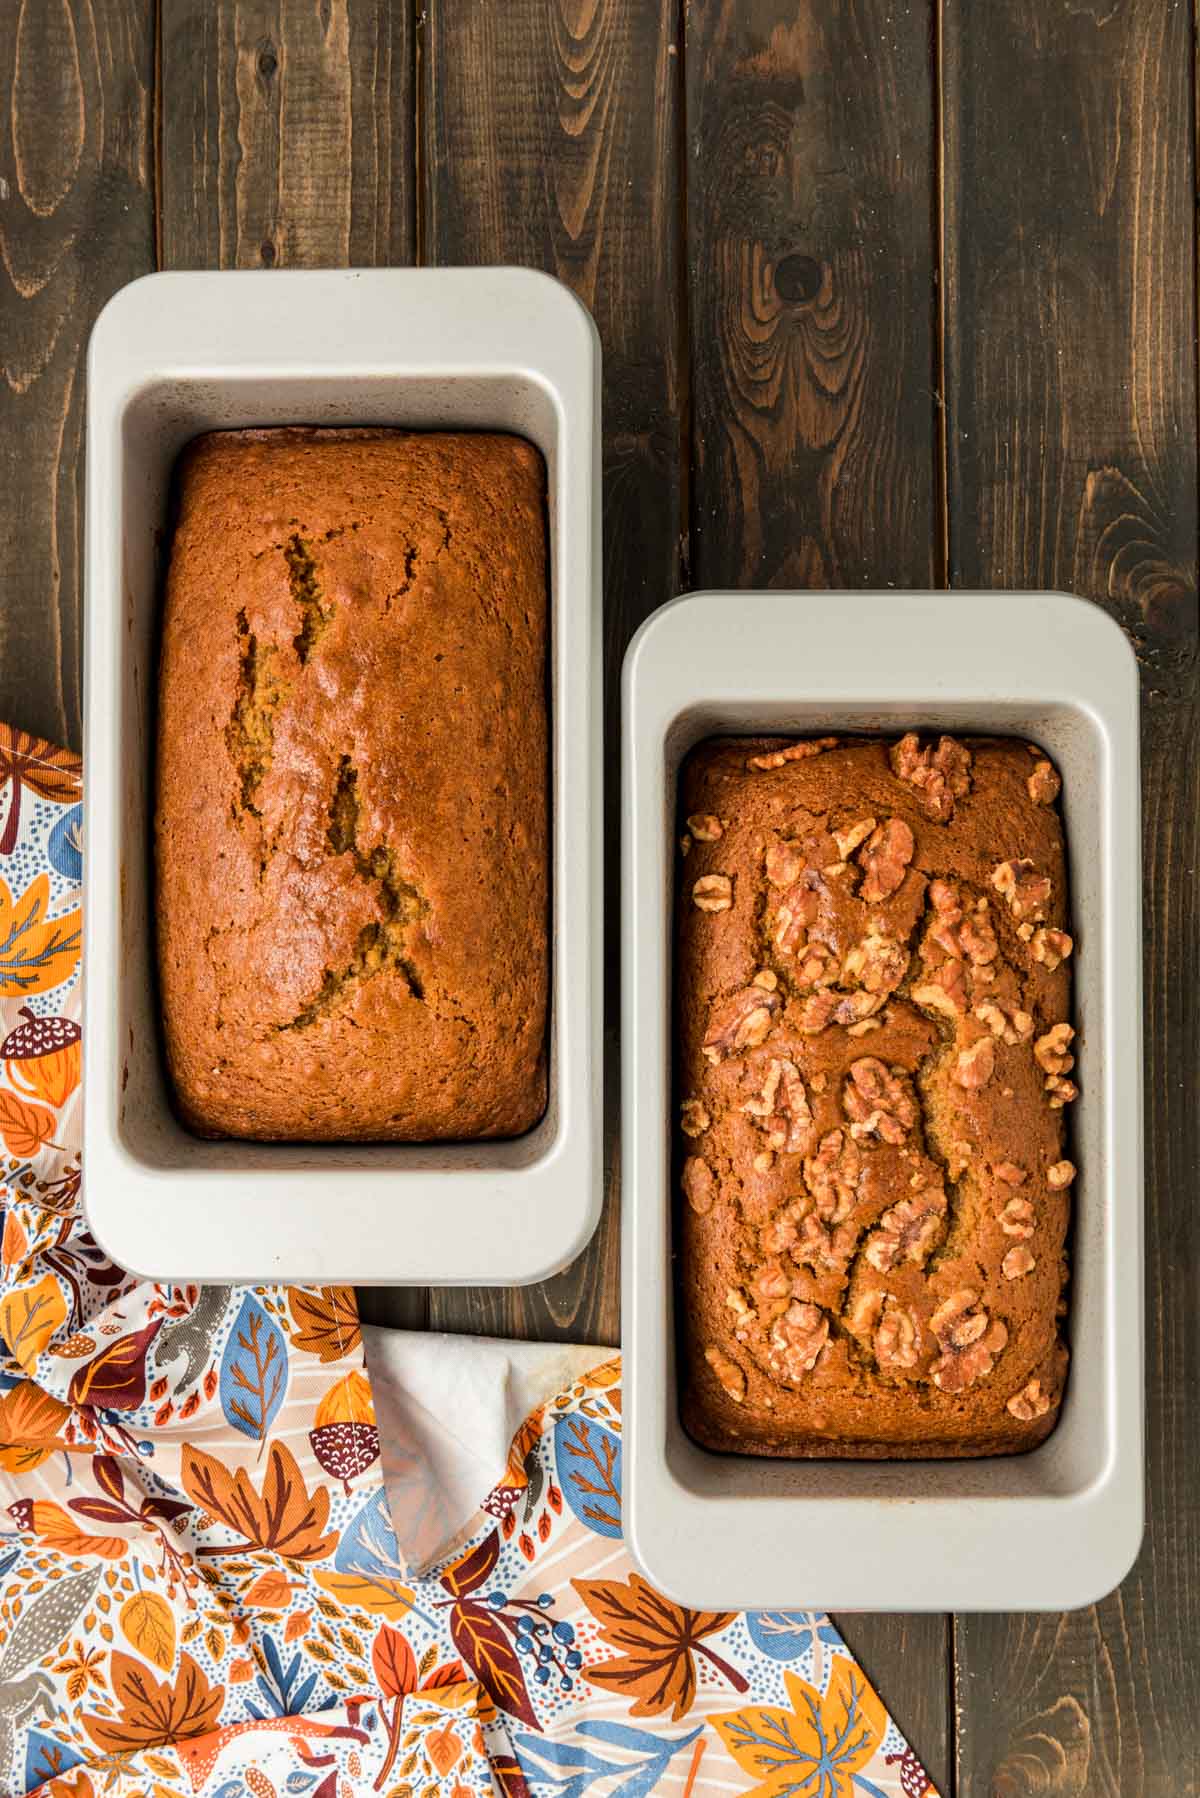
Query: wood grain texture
160,0,413,269
0,0,156,750
683,3,948,1786
943,1,1199,1791
423,0,684,1344
685,0,939,590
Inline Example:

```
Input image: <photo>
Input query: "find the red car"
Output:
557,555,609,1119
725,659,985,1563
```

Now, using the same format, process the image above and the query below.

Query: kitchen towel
0,725,938,1797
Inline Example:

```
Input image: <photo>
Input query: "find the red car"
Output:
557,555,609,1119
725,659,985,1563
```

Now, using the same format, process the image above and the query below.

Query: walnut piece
743,1056,814,1153
858,817,916,903
795,938,838,990
864,1186,947,1271
803,1128,862,1222
791,1212,857,1272
991,859,1052,922
891,732,973,821
912,960,969,1020
796,986,886,1035
687,812,723,841
834,816,876,859
693,873,733,912
752,1262,794,1322
1006,1376,1053,1422
924,879,997,967
1034,1022,1075,1075
843,925,910,995
703,985,781,1063
954,1037,996,1089
843,1057,918,1144
766,1301,829,1383
704,1345,746,1403
1027,759,1061,805
974,997,1034,1044
766,840,804,887
998,1196,1035,1238
1002,1245,1037,1280
1031,926,1073,971
930,1289,1008,1392
748,738,837,771
852,1291,923,1371
680,1098,711,1138
682,1156,715,1214
1046,1074,1079,1109
994,1161,1027,1185
772,873,822,955
1047,1159,1076,1188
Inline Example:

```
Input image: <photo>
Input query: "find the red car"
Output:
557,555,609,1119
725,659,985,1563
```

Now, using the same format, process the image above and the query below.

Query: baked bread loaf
156,428,548,1141
677,734,1074,1457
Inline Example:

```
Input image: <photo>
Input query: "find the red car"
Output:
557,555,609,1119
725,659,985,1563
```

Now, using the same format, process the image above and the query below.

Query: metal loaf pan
84,268,602,1286
622,590,1142,1613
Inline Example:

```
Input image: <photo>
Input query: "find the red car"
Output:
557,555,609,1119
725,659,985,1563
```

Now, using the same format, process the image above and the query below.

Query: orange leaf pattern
0,726,934,1798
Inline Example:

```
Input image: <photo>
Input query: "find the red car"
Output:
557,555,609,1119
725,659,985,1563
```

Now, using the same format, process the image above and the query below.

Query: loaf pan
84,268,602,1285
621,590,1142,1612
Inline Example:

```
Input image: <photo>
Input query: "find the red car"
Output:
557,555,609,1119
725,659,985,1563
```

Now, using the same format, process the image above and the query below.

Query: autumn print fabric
0,724,940,1798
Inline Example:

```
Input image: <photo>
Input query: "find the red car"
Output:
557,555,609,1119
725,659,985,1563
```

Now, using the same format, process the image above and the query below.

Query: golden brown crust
156,428,549,1141
676,734,1073,1457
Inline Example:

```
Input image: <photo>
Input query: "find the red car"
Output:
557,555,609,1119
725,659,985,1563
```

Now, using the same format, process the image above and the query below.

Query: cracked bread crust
156,428,548,1141
677,735,1073,1458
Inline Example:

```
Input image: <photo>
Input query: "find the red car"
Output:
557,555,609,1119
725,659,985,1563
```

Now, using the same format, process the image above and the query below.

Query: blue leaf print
553,1413,622,1537
47,805,83,883
24,1728,83,1793
284,1776,319,1793
335,1486,405,1582
219,1294,286,1448
212,1783,245,1798
747,1609,843,1662
515,1722,703,1798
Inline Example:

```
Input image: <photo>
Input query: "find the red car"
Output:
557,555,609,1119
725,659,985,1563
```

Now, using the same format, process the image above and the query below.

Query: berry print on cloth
0,724,940,1797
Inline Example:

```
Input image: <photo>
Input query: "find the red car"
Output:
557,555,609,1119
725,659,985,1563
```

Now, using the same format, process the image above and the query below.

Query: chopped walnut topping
843,1058,918,1144
791,1212,857,1272
703,985,782,1063
930,1289,1008,1392
704,1345,746,1403
864,1186,947,1271
795,986,886,1035
687,812,724,841
795,939,838,989
843,925,910,995
822,861,849,878
766,840,804,887
752,1262,794,1322
954,1037,996,1089
1046,1074,1079,1109
743,1057,814,1154
725,1287,751,1320
852,1291,923,1371
766,1301,830,1382
748,737,837,771
1047,1159,1076,1188
859,817,916,903
693,873,733,912
680,1098,710,1138
682,1157,715,1215
912,960,969,1020
753,967,779,991
773,875,822,954
998,1196,1035,1238
1002,1245,1037,1280
753,1151,774,1173
1017,922,1035,942
891,733,973,821
1027,759,1061,805
1007,1377,1053,1422
760,1204,805,1255
803,1129,862,1222
834,816,877,859
994,1161,1027,1185
1031,926,1073,970
974,997,1034,1045
924,879,997,967
847,1016,882,1036
991,859,1052,922
1034,1023,1075,1075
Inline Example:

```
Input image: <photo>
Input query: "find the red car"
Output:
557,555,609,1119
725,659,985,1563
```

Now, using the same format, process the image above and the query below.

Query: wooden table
2,3,1195,1790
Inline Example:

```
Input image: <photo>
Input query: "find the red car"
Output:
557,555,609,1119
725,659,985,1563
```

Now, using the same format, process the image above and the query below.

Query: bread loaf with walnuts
156,428,549,1141
676,733,1074,1457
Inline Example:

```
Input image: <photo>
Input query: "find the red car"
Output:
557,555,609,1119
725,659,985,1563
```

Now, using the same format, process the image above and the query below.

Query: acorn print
2,1006,81,1108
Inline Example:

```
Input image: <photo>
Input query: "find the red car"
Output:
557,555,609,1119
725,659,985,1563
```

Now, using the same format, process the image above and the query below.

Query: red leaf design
69,1497,134,1526
0,729,81,857
492,1755,532,1798
70,1321,161,1411
448,1599,538,1730
371,1624,417,1700
440,1527,501,1599
92,1454,125,1505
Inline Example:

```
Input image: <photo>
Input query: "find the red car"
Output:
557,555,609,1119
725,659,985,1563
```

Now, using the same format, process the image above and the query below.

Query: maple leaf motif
712,1657,888,1798
181,1439,337,1560
0,728,81,857
287,1286,361,1362
571,1572,746,1719
0,872,82,998
81,1651,223,1752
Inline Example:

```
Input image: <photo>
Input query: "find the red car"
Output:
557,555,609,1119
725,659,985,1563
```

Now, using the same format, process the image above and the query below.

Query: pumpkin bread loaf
677,734,1074,1457
156,428,548,1141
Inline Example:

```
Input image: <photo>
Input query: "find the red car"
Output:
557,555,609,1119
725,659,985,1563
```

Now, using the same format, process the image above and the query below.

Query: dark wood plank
423,0,684,1345
0,0,156,751
160,0,423,1331
160,0,413,269
943,1,1199,1791
683,3,948,1786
